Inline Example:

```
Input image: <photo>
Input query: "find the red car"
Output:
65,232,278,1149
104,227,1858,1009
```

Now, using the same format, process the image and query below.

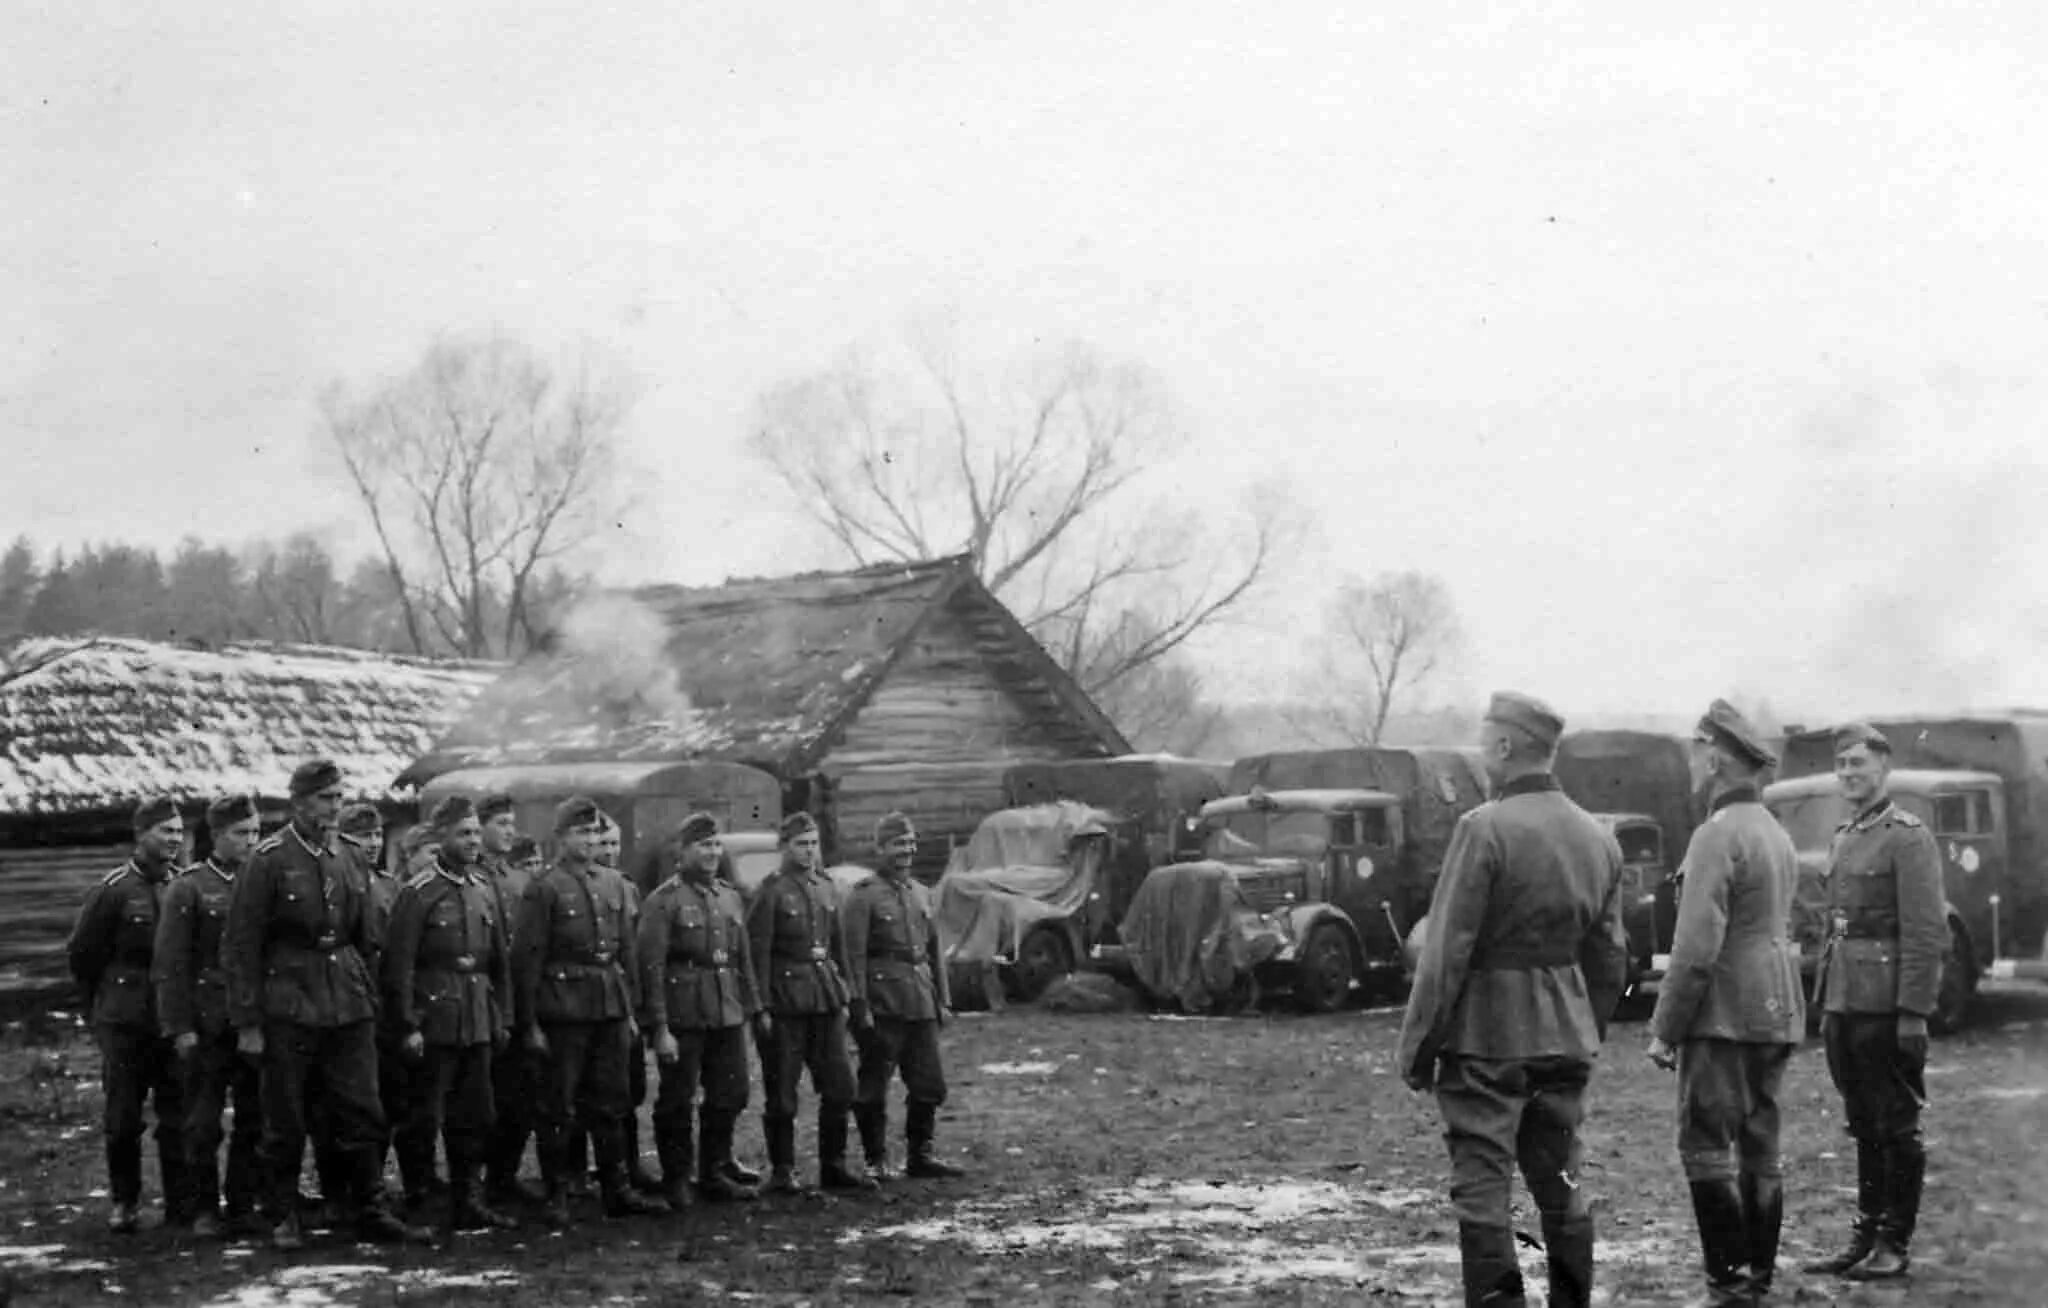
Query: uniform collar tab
1708,784,1759,814
1498,773,1562,799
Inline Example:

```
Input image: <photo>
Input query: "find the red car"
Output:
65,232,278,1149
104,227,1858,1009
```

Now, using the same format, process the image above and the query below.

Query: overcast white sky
8,2,2048,721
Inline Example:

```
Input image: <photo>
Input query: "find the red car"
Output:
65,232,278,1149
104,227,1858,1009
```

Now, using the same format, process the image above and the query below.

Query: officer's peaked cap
1484,691,1564,752
1698,699,1777,768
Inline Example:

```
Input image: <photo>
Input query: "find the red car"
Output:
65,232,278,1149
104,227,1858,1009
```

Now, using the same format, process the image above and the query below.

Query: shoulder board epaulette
101,865,134,887
406,869,438,891
255,834,286,853
1888,810,1923,828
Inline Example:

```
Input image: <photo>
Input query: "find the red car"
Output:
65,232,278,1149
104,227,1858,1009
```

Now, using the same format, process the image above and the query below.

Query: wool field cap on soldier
875,811,917,845
1484,691,1565,752
133,796,180,833
554,795,603,832
207,794,261,831
289,758,343,797
1697,698,1777,768
337,802,383,836
476,792,516,823
779,811,819,843
401,825,440,858
676,812,720,846
429,795,476,830
1833,721,1893,755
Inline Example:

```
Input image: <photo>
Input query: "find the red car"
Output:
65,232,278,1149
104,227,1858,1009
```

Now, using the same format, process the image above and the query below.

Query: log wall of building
0,844,123,1009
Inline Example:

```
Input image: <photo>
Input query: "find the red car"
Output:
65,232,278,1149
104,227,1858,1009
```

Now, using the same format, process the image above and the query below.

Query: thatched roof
0,637,501,816
415,556,1127,780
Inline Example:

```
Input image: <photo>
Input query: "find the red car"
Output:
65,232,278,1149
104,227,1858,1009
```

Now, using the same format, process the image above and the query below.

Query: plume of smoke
550,593,696,730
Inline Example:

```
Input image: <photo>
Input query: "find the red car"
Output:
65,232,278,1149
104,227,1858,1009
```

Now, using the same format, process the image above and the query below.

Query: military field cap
289,758,343,798
1697,698,1777,768
476,792,517,823
133,796,180,833
554,795,603,833
401,825,440,858
337,802,383,836
875,811,917,846
1833,721,1892,755
676,812,720,846
1484,691,1565,751
508,835,539,862
779,811,819,843
428,795,476,830
206,794,261,831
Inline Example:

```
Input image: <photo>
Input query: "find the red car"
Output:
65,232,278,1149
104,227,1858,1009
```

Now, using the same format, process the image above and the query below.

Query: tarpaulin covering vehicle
1113,859,1287,1013
931,801,1116,1001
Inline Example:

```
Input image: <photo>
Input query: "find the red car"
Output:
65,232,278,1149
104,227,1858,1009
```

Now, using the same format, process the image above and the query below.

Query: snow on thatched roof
0,637,501,815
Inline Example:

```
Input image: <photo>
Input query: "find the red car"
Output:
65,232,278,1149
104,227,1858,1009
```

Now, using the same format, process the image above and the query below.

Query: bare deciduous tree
321,334,633,658
749,331,1281,696
1296,571,1465,747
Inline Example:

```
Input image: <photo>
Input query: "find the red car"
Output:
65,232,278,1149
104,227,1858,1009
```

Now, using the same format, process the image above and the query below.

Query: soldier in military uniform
154,795,266,1238
1397,693,1630,1308
335,801,426,1212
638,813,767,1208
1800,723,1946,1282
598,813,664,1194
223,759,424,1249
68,797,190,1234
845,812,966,1181
381,797,516,1232
1646,701,1805,1306
513,796,667,1226
477,795,545,1208
746,812,873,1192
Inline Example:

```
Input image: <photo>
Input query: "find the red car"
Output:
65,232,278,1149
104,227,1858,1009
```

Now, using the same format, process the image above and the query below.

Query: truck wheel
1294,924,1356,1014
1008,925,1076,1003
1929,920,1975,1037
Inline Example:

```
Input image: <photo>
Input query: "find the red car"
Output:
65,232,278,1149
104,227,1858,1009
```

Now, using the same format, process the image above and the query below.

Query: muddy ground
2,986,2045,1307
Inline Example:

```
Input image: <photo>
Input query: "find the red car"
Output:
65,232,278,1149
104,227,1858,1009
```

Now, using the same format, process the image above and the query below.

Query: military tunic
1395,772,1629,1308
746,865,856,1116
1649,787,1805,1182
479,850,540,1192
382,859,512,1164
69,860,187,1211
640,873,759,1132
154,859,260,1219
514,860,639,1139
222,821,387,1223
843,872,951,1106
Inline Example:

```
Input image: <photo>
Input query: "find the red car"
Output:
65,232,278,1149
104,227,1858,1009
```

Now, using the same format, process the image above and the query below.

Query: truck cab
1594,812,1677,997
1195,787,1422,1010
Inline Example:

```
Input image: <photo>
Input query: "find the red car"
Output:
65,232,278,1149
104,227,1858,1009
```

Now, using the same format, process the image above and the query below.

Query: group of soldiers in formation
67,759,964,1253
1398,694,1943,1307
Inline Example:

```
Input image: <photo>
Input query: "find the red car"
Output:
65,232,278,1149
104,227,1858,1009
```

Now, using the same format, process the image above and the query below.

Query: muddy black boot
536,1127,572,1229
905,1101,965,1179
449,1155,517,1232
597,1124,669,1217
1686,1179,1753,1306
1541,1212,1594,1308
695,1111,757,1202
106,1138,143,1232
1848,1139,1922,1281
1741,1172,1783,1300
655,1119,696,1210
818,1106,878,1191
762,1116,801,1193
1803,1139,1883,1275
159,1136,193,1228
854,1103,893,1181
355,1152,434,1245
1456,1221,1527,1307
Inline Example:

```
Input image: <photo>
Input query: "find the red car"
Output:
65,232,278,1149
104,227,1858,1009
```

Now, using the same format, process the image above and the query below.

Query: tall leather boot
854,1103,893,1181
565,1126,594,1198
1740,1172,1783,1300
1456,1221,1527,1308
762,1116,801,1193
655,1116,696,1210
535,1125,571,1229
905,1101,966,1179
355,1148,433,1244
1540,1212,1595,1308
188,1147,224,1236
1686,1179,1752,1306
106,1138,143,1233
1848,1139,1923,1281
1803,1139,1883,1275
596,1121,669,1216
158,1130,192,1227
696,1111,757,1202
818,1106,878,1191
448,1151,517,1232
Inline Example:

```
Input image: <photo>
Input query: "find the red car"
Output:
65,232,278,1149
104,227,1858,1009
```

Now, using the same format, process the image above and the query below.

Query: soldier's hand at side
525,1026,549,1056
752,1012,773,1042
1646,1036,1678,1071
1896,1014,1929,1063
848,1001,874,1034
653,1030,680,1064
174,1032,200,1060
237,1028,264,1058
492,1028,509,1054
402,1031,425,1061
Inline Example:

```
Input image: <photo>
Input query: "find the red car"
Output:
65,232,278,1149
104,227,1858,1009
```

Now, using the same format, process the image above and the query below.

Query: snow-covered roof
0,636,501,816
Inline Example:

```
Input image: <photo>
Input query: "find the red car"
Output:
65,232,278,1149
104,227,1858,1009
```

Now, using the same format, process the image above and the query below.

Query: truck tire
1294,924,1356,1014
1929,919,1975,1037
1007,925,1076,1003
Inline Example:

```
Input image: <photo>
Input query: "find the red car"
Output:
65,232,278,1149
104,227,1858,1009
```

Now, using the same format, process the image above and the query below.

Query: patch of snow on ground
1962,1085,2047,1101
978,1061,1062,1075
393,1268,524,1290
201,1263,387,1308
0,1242,116,1274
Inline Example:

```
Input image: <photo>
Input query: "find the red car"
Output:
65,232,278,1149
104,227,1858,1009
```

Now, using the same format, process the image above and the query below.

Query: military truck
1002,755,1231,867
1187,748,1492,1011
1763,714,2048,1033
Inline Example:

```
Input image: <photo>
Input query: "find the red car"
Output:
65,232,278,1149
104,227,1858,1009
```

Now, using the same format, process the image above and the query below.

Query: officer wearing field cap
223,759,425,1249
747,810,871,1191
514,796,665,1225
1646,700,1804,1305
639,812,766,1208
475,793,544,1207
69,796,190,1234
155,794,266,1238
1801,722,1945,1282
382,795,516,1232
846,812,965,1182
1398,692,1630,1308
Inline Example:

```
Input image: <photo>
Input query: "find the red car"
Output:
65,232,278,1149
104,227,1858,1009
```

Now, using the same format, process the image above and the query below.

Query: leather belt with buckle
315,933,338,951
711,949,729,965
452,955,477,973
809,945,829,960
592,949,614,964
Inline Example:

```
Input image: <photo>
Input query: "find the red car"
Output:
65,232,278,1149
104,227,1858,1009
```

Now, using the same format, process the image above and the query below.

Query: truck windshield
1204,810,1330,860
1770,793,1847,853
